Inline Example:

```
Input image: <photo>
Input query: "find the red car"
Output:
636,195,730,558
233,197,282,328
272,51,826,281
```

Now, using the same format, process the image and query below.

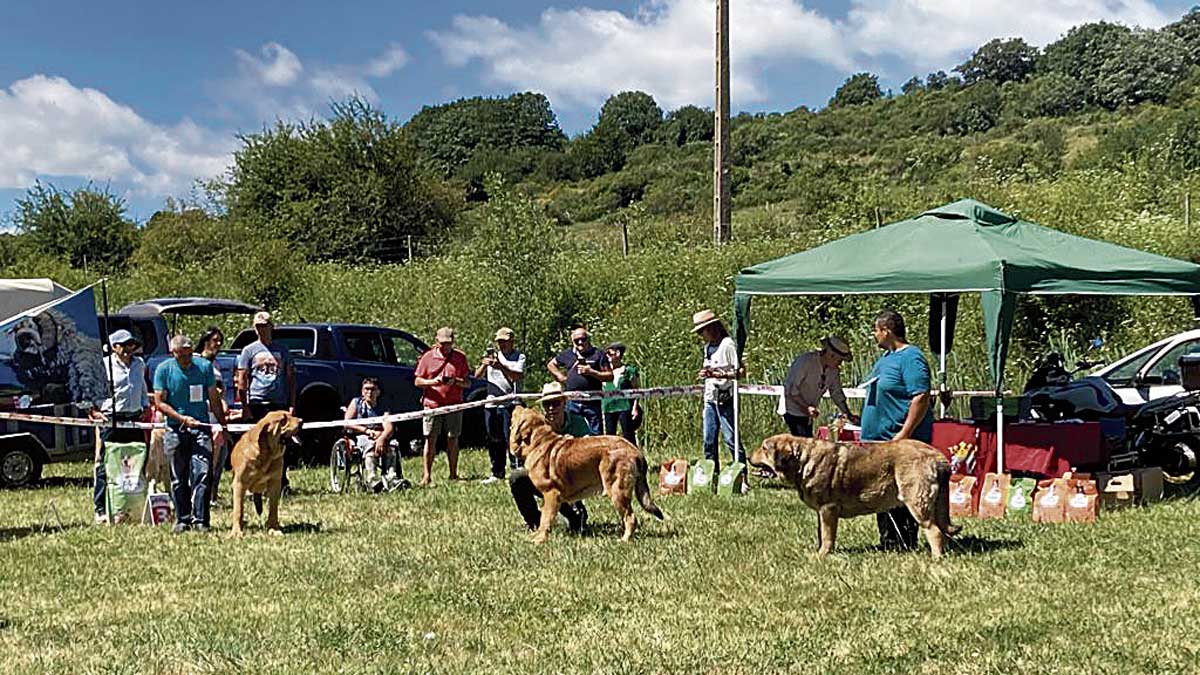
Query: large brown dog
509,406,663,543
230,411,302,537
749,434,960,557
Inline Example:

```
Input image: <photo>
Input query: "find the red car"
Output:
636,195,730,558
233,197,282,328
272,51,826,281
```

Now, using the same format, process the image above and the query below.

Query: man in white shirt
781,335,860,437
475,327,526,484
693,309,744,475
89,329,151,524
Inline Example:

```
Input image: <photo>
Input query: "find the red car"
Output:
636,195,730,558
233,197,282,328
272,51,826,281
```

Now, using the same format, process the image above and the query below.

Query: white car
1094,329,1200,406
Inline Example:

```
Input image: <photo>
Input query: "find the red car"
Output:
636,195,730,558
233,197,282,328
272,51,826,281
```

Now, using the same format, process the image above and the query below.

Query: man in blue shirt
89,329,151,524
860,309,933,551
154,334,226,533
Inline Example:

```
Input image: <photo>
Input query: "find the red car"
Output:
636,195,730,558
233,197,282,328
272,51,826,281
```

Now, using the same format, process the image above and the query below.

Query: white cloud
219,42,412,121
234,42,304,87
0,75,234,195
430,0,1174,110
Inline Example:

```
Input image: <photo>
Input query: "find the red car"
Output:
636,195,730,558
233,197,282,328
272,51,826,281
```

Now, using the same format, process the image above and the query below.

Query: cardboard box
1095,467,1164,506
716,462,747,496
659,459,688,496
1097,473,1135,510
689,459,716,495
949,474,977,518
977,473,1011,519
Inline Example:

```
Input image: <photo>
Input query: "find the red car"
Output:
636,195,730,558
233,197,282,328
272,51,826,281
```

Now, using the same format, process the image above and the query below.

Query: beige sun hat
537,382,568,404
435,327,455,343
691,309,721,333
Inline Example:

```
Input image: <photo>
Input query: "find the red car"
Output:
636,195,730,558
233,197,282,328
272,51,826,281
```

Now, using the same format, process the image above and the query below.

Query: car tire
0,446,43,488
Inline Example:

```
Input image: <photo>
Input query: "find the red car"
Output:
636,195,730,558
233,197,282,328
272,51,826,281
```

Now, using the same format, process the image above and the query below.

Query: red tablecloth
931,420,1107,479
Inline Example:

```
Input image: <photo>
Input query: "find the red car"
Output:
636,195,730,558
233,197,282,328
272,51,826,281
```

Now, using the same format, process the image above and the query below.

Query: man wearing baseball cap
474,327,526,484
89,329,151,524
780,335,860,438
414,327,471,486
236,311,297,490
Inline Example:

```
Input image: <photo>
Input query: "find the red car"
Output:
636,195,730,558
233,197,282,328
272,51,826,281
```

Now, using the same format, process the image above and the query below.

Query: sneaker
389,478,412,492
172,522,190,534
193,524,210,534
480,476,501,485
371,479,385,494
94,513,109,525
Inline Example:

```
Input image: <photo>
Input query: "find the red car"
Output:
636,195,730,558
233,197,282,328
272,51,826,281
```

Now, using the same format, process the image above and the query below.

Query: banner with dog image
0,286,107,407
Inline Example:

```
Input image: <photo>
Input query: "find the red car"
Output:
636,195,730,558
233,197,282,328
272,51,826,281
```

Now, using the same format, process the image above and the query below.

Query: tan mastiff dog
509,406,663,543
750,434,960,557
230,411,302,537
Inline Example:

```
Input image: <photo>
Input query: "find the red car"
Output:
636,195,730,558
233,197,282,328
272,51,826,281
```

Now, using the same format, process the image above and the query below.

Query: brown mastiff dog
750,434,960,557
230,411,302,537
509,406,663,543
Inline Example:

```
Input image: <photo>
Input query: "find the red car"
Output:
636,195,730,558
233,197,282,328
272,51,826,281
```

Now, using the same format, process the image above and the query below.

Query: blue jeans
703,399,743,472
604,410,638,445
567,400,603,436
166,427,212,526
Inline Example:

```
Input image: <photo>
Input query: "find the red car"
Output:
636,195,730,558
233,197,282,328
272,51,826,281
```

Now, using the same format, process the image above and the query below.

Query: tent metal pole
939,297,948,418
996,397,1005,473
732,376,742,464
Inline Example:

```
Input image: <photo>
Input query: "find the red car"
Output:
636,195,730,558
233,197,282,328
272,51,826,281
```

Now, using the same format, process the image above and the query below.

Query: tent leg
996,398,1005,474
939,297,948,418
732,379,742,464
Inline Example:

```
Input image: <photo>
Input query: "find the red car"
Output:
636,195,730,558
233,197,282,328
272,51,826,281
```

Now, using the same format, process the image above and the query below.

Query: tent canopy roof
735,199,1200,297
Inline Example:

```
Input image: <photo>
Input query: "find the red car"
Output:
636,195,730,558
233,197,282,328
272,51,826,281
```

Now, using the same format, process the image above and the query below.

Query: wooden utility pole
713,0,731,245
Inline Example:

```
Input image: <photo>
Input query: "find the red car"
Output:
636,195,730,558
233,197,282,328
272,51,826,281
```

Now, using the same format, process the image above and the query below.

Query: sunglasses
573,337,589,344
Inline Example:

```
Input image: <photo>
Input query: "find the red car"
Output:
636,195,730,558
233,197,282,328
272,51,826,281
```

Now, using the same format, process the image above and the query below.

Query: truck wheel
1,447,43,487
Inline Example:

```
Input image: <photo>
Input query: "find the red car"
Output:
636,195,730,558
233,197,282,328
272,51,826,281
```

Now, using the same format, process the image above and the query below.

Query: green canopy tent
733,198,1200,470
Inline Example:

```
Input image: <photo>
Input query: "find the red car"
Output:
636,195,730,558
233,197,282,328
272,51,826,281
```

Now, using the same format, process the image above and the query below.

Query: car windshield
1103,343,1161,385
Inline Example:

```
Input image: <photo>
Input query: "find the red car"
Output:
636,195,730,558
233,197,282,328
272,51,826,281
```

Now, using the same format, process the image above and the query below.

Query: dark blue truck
111,299,486,458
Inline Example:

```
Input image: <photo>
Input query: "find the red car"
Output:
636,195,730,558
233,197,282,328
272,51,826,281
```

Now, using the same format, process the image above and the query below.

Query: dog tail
634,456,665,521
934,461,961,537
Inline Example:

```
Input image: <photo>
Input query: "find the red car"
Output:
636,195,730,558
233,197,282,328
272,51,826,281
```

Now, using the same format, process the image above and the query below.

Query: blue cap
108,329,140,346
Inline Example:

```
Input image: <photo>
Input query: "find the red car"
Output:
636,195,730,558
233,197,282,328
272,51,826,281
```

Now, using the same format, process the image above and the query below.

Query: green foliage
1094,29,1190,109
1166,7,1200,64
596,91,664,149
221,97,460,263
1008,72,1087,118
955,37,1039,85
14,183,137,271
660,105,714,146
1041,21,1134,104
829,72,883,108
403,92,566,176
131,208,306,309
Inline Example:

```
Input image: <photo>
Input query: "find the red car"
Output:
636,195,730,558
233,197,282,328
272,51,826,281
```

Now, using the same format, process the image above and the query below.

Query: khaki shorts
422,411,463,439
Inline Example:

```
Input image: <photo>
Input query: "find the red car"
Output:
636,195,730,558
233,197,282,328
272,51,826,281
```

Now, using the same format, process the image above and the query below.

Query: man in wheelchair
342,377,408,492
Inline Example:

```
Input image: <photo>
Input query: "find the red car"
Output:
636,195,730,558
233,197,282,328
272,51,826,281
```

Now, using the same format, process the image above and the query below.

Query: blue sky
0,0,1192,220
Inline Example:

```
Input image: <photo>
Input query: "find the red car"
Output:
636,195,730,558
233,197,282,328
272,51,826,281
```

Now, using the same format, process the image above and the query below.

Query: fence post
621,219,630,258
1186,193,1192,233
874,207,883,229
406,235,413,264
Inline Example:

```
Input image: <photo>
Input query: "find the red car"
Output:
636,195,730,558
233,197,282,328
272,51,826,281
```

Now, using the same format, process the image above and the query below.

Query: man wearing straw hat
692,309,744,474
780,335,860,438
508,382,590,532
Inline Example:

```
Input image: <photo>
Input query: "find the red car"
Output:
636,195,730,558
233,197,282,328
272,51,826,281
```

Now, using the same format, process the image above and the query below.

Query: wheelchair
329,434,405,493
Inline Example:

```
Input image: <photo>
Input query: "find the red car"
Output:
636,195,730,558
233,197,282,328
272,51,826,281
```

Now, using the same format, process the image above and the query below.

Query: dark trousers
567,400,603,436
93,417,147,516
247,401,290,489
167,426,212,526
508,468,587,532
484,405,517,478
877,508,920,550
603,409,637,444
783,413,814,438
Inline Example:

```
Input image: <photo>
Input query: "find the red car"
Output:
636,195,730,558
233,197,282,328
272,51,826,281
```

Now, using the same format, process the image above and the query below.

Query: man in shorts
414,327,471,486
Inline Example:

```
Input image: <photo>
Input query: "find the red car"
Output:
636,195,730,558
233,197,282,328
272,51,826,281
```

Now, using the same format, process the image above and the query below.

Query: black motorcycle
1127,391,1200,490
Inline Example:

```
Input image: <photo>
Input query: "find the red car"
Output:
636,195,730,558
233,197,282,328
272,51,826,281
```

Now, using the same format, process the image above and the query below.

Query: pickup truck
217,322,488,456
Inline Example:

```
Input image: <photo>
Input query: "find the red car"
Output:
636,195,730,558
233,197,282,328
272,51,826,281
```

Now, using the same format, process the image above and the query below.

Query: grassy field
1,449,1198,675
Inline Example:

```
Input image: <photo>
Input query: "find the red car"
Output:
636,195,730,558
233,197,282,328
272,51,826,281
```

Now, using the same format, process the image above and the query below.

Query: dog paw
266,527,283,536
229,529,244,539
531,533,548,544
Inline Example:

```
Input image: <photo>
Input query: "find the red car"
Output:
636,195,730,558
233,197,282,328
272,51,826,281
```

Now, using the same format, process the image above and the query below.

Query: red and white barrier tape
0,383,998,433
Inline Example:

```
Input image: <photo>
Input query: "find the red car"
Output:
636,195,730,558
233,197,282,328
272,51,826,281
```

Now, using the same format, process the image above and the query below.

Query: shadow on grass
4,476,94,490
577,522,677,540
281,521,325,535
832,535,1024,557
0,522,87,542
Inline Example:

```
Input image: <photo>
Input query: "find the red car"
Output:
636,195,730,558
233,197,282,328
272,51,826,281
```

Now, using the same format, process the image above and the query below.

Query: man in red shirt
414,327,471,486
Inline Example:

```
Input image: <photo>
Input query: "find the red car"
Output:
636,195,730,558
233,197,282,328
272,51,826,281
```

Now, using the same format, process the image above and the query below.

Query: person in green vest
601,342,641,444
508,382,590,532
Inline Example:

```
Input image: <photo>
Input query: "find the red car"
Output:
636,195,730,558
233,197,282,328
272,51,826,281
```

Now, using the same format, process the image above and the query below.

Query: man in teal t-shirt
860,309,933,552
153,335,225,533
